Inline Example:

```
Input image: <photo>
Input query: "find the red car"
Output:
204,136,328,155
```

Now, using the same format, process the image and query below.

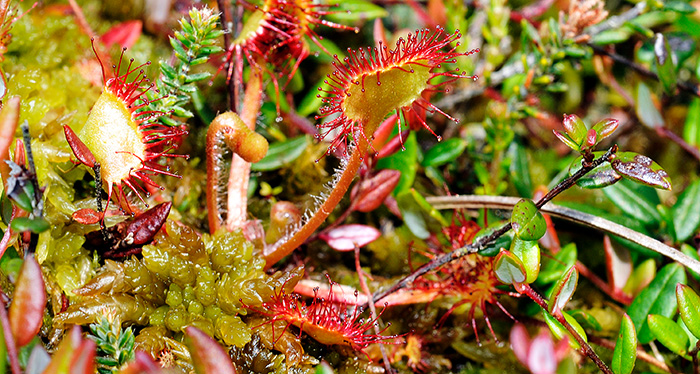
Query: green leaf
549,267,578,314
611,314,637,374
569,154,621,189
542,310,587,349
396,189,447,240
677,284,700,339
648,314,689,355
562,114,587,146
508,141,533,198
591,118,620,143
251,136,308,171
683,98,700,147
672,179,700,242
421,138,467,167
537,243,577,285
493,250,526,284
10,217,49,234
664,1,695,14
376,132,418,195
611,152,671,190
636,82,665,128
628,263,687,344
510,237,540,283
603,179,662,226
184,72,211,83
511,199,547,240
325,0,388,23
473,223,513,257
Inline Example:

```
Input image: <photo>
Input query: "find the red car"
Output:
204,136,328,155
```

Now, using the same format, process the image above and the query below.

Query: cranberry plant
0,1,700,374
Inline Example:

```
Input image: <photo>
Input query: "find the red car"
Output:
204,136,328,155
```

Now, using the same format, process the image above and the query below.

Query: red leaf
72,208,101,225
63,125,95,168
319,224,381,251
101,20,143,49
352,169,401,212
9,254,46,347
604,236,632,290
185,326,237,374
125,202,171,246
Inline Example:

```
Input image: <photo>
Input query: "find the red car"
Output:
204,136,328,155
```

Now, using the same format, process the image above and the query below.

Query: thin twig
371,146,617,304
656,126,700,162
584,2,647,37
425,195,700,274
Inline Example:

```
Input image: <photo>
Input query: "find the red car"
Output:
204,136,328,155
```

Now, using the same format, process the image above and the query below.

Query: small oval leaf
611,152,671,190
510,237,540,283
319,224,381,251
10,217,50,234
421,138,467,167
549,266,578,315
352,169,401,212
542,310,587,349
185,326,237,374
511,199,547,241
63,125,95,168
611,314,637,374
647,314,689,356
672,179,700,242
494,250,527,285
677,284,700,340
9,254,47,347
72,208,101,225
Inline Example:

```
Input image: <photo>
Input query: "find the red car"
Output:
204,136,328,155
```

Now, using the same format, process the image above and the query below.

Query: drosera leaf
185,326,237,374
8,254,46,347
677,284,700,339
627,262,686,344
611,314,637,374
549,266,578,315
610,152,671,190
493,250,527,285
511,199,547,241
672,179,700,242
319,224,381,252
647,314,689,356
421,138,467,167
251,135,309,172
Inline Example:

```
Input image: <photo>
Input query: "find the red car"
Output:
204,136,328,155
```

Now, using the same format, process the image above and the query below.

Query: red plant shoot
66,40,187,213
316,26,479,154
245,275,400,354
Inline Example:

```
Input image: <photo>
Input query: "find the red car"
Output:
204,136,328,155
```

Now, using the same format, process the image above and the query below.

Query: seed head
316,27,479,154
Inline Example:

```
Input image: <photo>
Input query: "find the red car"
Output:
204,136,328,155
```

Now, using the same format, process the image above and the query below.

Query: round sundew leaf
611,152,671,190
677,284,700,339
611,314,637,374
319,224,381,251
185,326,237,374
494,250,526,285
647,314,689,356
9,254,47,347
509,237,540,283
549,266,579,315
511,199,546,241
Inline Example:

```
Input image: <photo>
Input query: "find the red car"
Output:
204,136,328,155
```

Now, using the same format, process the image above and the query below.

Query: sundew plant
2,0,700,374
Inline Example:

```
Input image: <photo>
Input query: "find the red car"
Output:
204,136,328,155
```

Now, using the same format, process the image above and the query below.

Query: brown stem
264,136,369,268
206,111,268,233
225,71,263,231
656,126,700,162
517,284,613,374
371,146,617,306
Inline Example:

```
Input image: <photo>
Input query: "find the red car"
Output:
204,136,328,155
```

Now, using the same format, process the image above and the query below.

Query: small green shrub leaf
611,314,637,374
603,179,662,226
422,138,467,167
562,114,587,145
396,189,447,240
511,199,546,240
611,152,671,190
510,237,540,283
677,284,700,339
628,263,686,344
325,0,388,22
672,179,700,242
542,310,587,349
10,217,50,233
9,254,46,347
508,141,533,198
654,34,677,95
537,243,577,285
570,156,621,189
252,136,309,171
636,82,665,128
648,314,689,355
549,266,578,314
683,98,700,147
494,250,526,285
